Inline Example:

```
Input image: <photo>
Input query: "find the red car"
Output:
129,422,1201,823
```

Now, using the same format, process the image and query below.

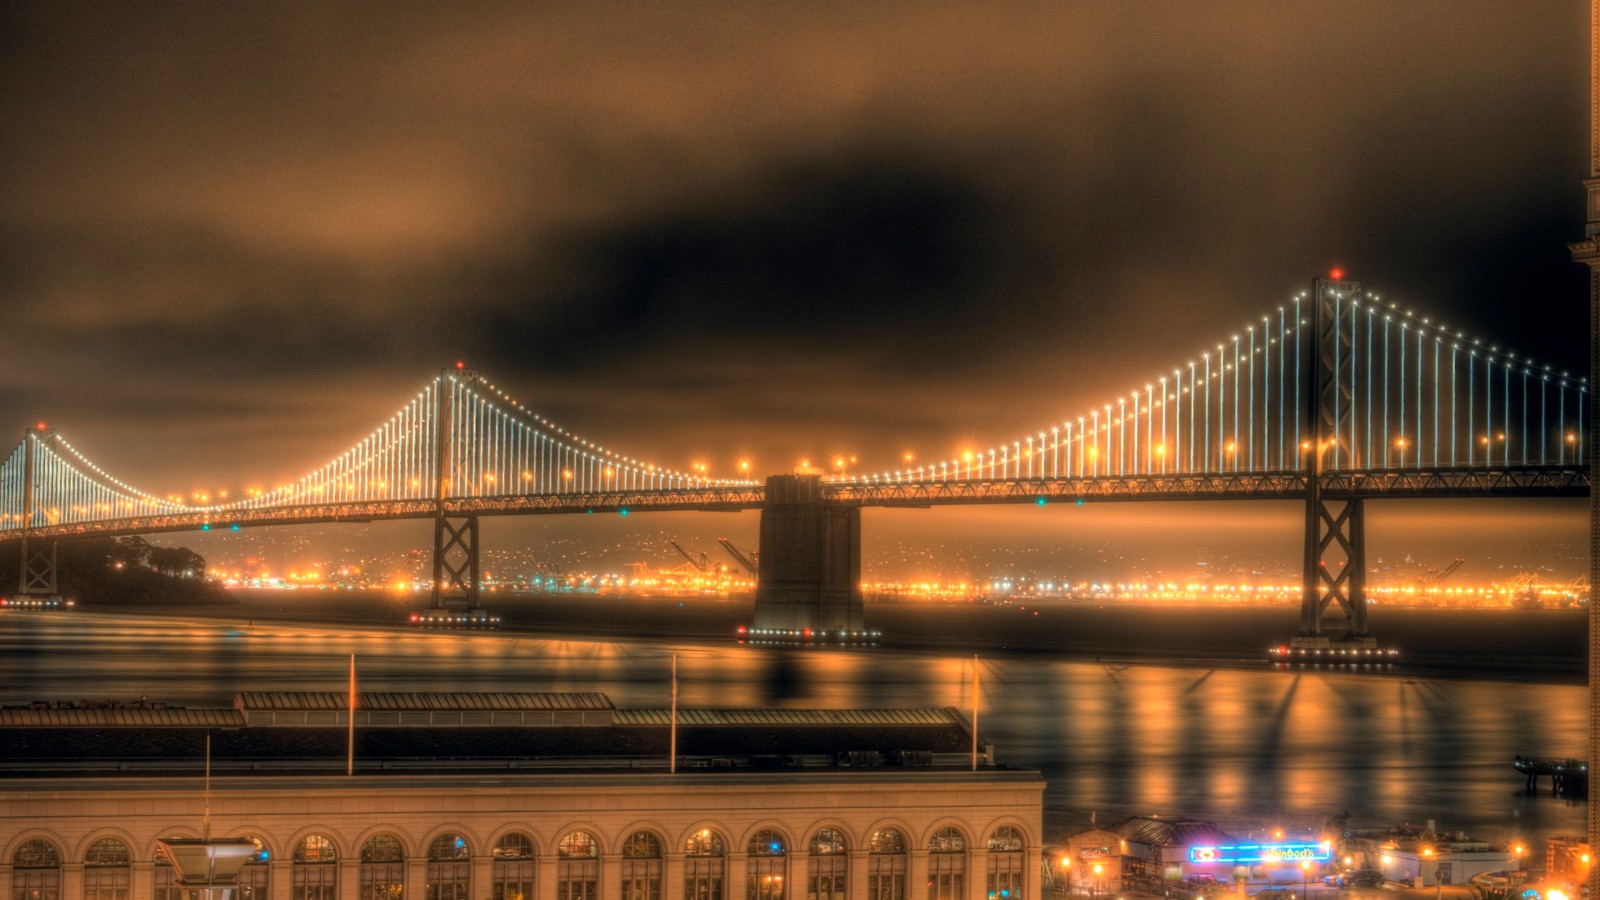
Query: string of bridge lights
0,286,1591,531
846,286,1587,486
0,368,753,530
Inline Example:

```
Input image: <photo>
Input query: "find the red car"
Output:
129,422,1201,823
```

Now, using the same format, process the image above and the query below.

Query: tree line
0,535,232,605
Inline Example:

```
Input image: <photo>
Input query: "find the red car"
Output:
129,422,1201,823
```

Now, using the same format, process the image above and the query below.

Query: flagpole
347,653,356,777
670,653,678,774
203,732,212,840
971,654,980,771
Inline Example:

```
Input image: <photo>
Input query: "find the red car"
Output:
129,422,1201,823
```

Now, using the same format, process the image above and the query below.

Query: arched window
557,831,599,900
12,839,61,900
427,833,471,900
807,830,848,900
926,829,966,900
866,830,906,900
293,834,338,900
491,833,535,900
83,837,131,900
868,831,904,855
985,827,1026,900
684,829,725,900
621,832,662,900
361,834,406,900
153,837,196,900
748,831,787,900
237,835,271,900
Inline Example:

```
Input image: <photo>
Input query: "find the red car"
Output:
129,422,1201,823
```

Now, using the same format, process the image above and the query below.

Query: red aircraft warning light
35,422,46,432
455,360,465,370
1330,267,1344,280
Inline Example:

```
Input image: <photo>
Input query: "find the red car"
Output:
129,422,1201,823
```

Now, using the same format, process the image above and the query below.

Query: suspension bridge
0,275,1589,644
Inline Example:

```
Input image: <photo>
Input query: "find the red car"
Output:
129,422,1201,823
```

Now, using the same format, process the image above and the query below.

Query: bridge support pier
1295,495,1374,648
10,428,63,608
430,514,480,611
10,537,63,607
751,475,868,639
1293,274,1376,651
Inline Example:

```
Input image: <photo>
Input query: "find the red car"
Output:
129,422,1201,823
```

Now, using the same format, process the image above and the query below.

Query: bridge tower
750,474,867,638
430,370,481,613
1567,0,1600,893
12,427,61,604
1293,275,1376,650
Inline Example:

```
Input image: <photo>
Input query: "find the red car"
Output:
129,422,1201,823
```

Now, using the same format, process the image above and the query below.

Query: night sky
0,3,1590,576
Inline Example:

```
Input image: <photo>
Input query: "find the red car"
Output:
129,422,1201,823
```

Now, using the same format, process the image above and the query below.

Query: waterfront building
1344,829,1519,888
0,692,1043,900
1545,837,1592,886
1063,818,1342,895
1062,817,1236,895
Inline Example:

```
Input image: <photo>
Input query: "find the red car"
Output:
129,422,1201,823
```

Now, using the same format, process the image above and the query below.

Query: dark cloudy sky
0,2,1590,571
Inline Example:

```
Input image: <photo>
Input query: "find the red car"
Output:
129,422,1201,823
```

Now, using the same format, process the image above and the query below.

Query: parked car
1186,875,1221,887
1253,890,1296,900
1342,870,1386,889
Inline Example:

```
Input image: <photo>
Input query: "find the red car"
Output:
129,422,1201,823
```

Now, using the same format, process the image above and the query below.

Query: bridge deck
0,466,1584,542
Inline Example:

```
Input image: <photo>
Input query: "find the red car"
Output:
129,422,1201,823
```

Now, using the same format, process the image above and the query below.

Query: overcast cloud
0,2,1587,555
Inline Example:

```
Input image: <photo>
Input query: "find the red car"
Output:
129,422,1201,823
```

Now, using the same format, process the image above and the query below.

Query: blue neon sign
1188,844,1330,864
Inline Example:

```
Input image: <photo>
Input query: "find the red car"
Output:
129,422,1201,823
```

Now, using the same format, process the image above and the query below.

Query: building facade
0,693,1045,900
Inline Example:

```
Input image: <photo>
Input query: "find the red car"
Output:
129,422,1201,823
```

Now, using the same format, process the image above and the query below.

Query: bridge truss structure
0,278,1589,637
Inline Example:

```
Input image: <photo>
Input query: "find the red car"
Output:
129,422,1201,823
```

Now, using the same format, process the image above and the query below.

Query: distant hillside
0,536,233,605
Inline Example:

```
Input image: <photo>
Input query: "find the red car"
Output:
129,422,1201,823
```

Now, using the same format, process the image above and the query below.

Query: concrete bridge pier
750,474,869,640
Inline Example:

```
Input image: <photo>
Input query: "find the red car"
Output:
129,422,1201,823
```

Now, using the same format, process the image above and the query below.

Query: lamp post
1094,862,1105,898
1301,860,1312,900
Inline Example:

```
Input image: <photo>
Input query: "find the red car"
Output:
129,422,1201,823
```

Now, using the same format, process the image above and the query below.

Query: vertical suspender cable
1469,353,1476,466
1366,311,1374,467
1451,343,1458,466
1414,325,1427,461
1248,329,1255,470
1505,363,1512,467
1433,334,1446,461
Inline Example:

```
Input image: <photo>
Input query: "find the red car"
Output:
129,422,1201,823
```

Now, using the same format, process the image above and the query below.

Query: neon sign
1188,844,1330,864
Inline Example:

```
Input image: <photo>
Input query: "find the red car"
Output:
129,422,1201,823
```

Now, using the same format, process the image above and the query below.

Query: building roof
613,708,962,727
235,691,614,712
0,707,245,728
1114,816,1236,848
0,692,992,778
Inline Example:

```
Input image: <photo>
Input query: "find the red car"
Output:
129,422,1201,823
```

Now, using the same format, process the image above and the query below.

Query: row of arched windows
9,826,1028,900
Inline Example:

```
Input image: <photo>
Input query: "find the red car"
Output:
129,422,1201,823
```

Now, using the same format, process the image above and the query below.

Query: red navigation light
409,613,420,622
737,624,748,635
35,422,46,432
455,360,465,370
1330,267,1344,281
802,627,813,638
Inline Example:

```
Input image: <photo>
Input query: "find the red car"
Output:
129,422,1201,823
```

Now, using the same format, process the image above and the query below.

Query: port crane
717,538,758,579
668,540,716,572
1420,557,1465,587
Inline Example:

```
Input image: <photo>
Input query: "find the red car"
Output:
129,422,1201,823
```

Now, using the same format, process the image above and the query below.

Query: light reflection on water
0,610,1582,845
